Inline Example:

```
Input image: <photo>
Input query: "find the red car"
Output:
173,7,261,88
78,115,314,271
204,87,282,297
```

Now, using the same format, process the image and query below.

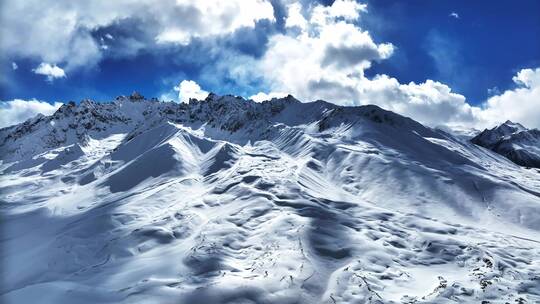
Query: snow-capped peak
1,94,438,163
471,120,540,168
499,119,527,134
2,93,540,303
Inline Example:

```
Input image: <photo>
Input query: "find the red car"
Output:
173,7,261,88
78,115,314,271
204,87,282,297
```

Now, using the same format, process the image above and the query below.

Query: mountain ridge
0,92,438,162
471,120,540,168
1,92,540,303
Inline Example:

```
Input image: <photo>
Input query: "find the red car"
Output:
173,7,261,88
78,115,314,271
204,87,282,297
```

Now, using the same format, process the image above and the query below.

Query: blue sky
362,0,540,103
1,0,539,128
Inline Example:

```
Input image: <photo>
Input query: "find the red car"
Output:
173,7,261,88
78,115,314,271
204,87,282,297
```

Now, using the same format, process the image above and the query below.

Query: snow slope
1,93,540,303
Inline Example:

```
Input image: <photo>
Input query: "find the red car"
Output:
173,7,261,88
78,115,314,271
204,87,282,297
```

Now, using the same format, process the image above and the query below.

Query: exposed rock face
0,93,421,162
471,120,540,168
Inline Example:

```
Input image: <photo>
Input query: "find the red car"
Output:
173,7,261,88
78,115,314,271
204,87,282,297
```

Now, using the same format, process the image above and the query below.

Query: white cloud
11,62,18,70
33,63,66,81
155,0,275,45
174,80,209,103
449,12,460,19
355,76,477,127
0,0,275,70
285,3,307,30
311,0,367,23
477,67,540,129
155,30,192,45
512,67,540,87
249,91,288,102
254,65,540,129
257,0,394,104
249,1,539,129
0,99,62,128
1,3,101,71
159,92,177,102
258,2,470,126
3,0,536,130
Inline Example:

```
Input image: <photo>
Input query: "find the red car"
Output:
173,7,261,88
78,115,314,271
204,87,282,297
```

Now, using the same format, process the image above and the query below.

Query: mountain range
1,93,539,303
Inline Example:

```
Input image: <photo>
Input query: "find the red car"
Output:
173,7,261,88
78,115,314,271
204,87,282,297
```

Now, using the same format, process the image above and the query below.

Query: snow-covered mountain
1,93,540,303
471,120,540,168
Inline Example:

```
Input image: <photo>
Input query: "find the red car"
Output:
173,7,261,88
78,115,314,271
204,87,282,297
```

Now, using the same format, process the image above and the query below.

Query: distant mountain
471,120,540,168
1,93,540,303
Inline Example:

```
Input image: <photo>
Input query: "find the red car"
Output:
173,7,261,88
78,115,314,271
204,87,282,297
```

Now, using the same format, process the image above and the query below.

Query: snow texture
1,92,540,303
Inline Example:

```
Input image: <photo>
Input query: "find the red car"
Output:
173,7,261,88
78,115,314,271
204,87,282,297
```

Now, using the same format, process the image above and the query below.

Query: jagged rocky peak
54,101,76,114
204,92,219,101
80,99,96,108
2,92,444,145
129,91,145,101
270,94,299,103
497,120,527,134
1,91,449,165
503,119,525,127
114,92,148,103
471,121,540,168
200,92,250,104
56,100,100,115
472,121,530,148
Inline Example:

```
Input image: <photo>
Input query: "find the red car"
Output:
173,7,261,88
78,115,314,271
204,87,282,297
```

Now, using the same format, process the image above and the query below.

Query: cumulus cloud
512,67,540,87
0,0,275,70
311,0,367,22
0,99,62,128
2,0,536,130
33,63,66,81
249,91,288,102
174,80,209,103
155,1,275,45
250,1,478,127
1,2,101,71
254,1,472,126
257,0,394,103
477,67,540,129
354,76,478,127
285,3,307,31
247,1,538,129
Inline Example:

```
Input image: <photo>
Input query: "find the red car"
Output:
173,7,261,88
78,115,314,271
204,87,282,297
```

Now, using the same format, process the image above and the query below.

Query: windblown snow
1,93,539,303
